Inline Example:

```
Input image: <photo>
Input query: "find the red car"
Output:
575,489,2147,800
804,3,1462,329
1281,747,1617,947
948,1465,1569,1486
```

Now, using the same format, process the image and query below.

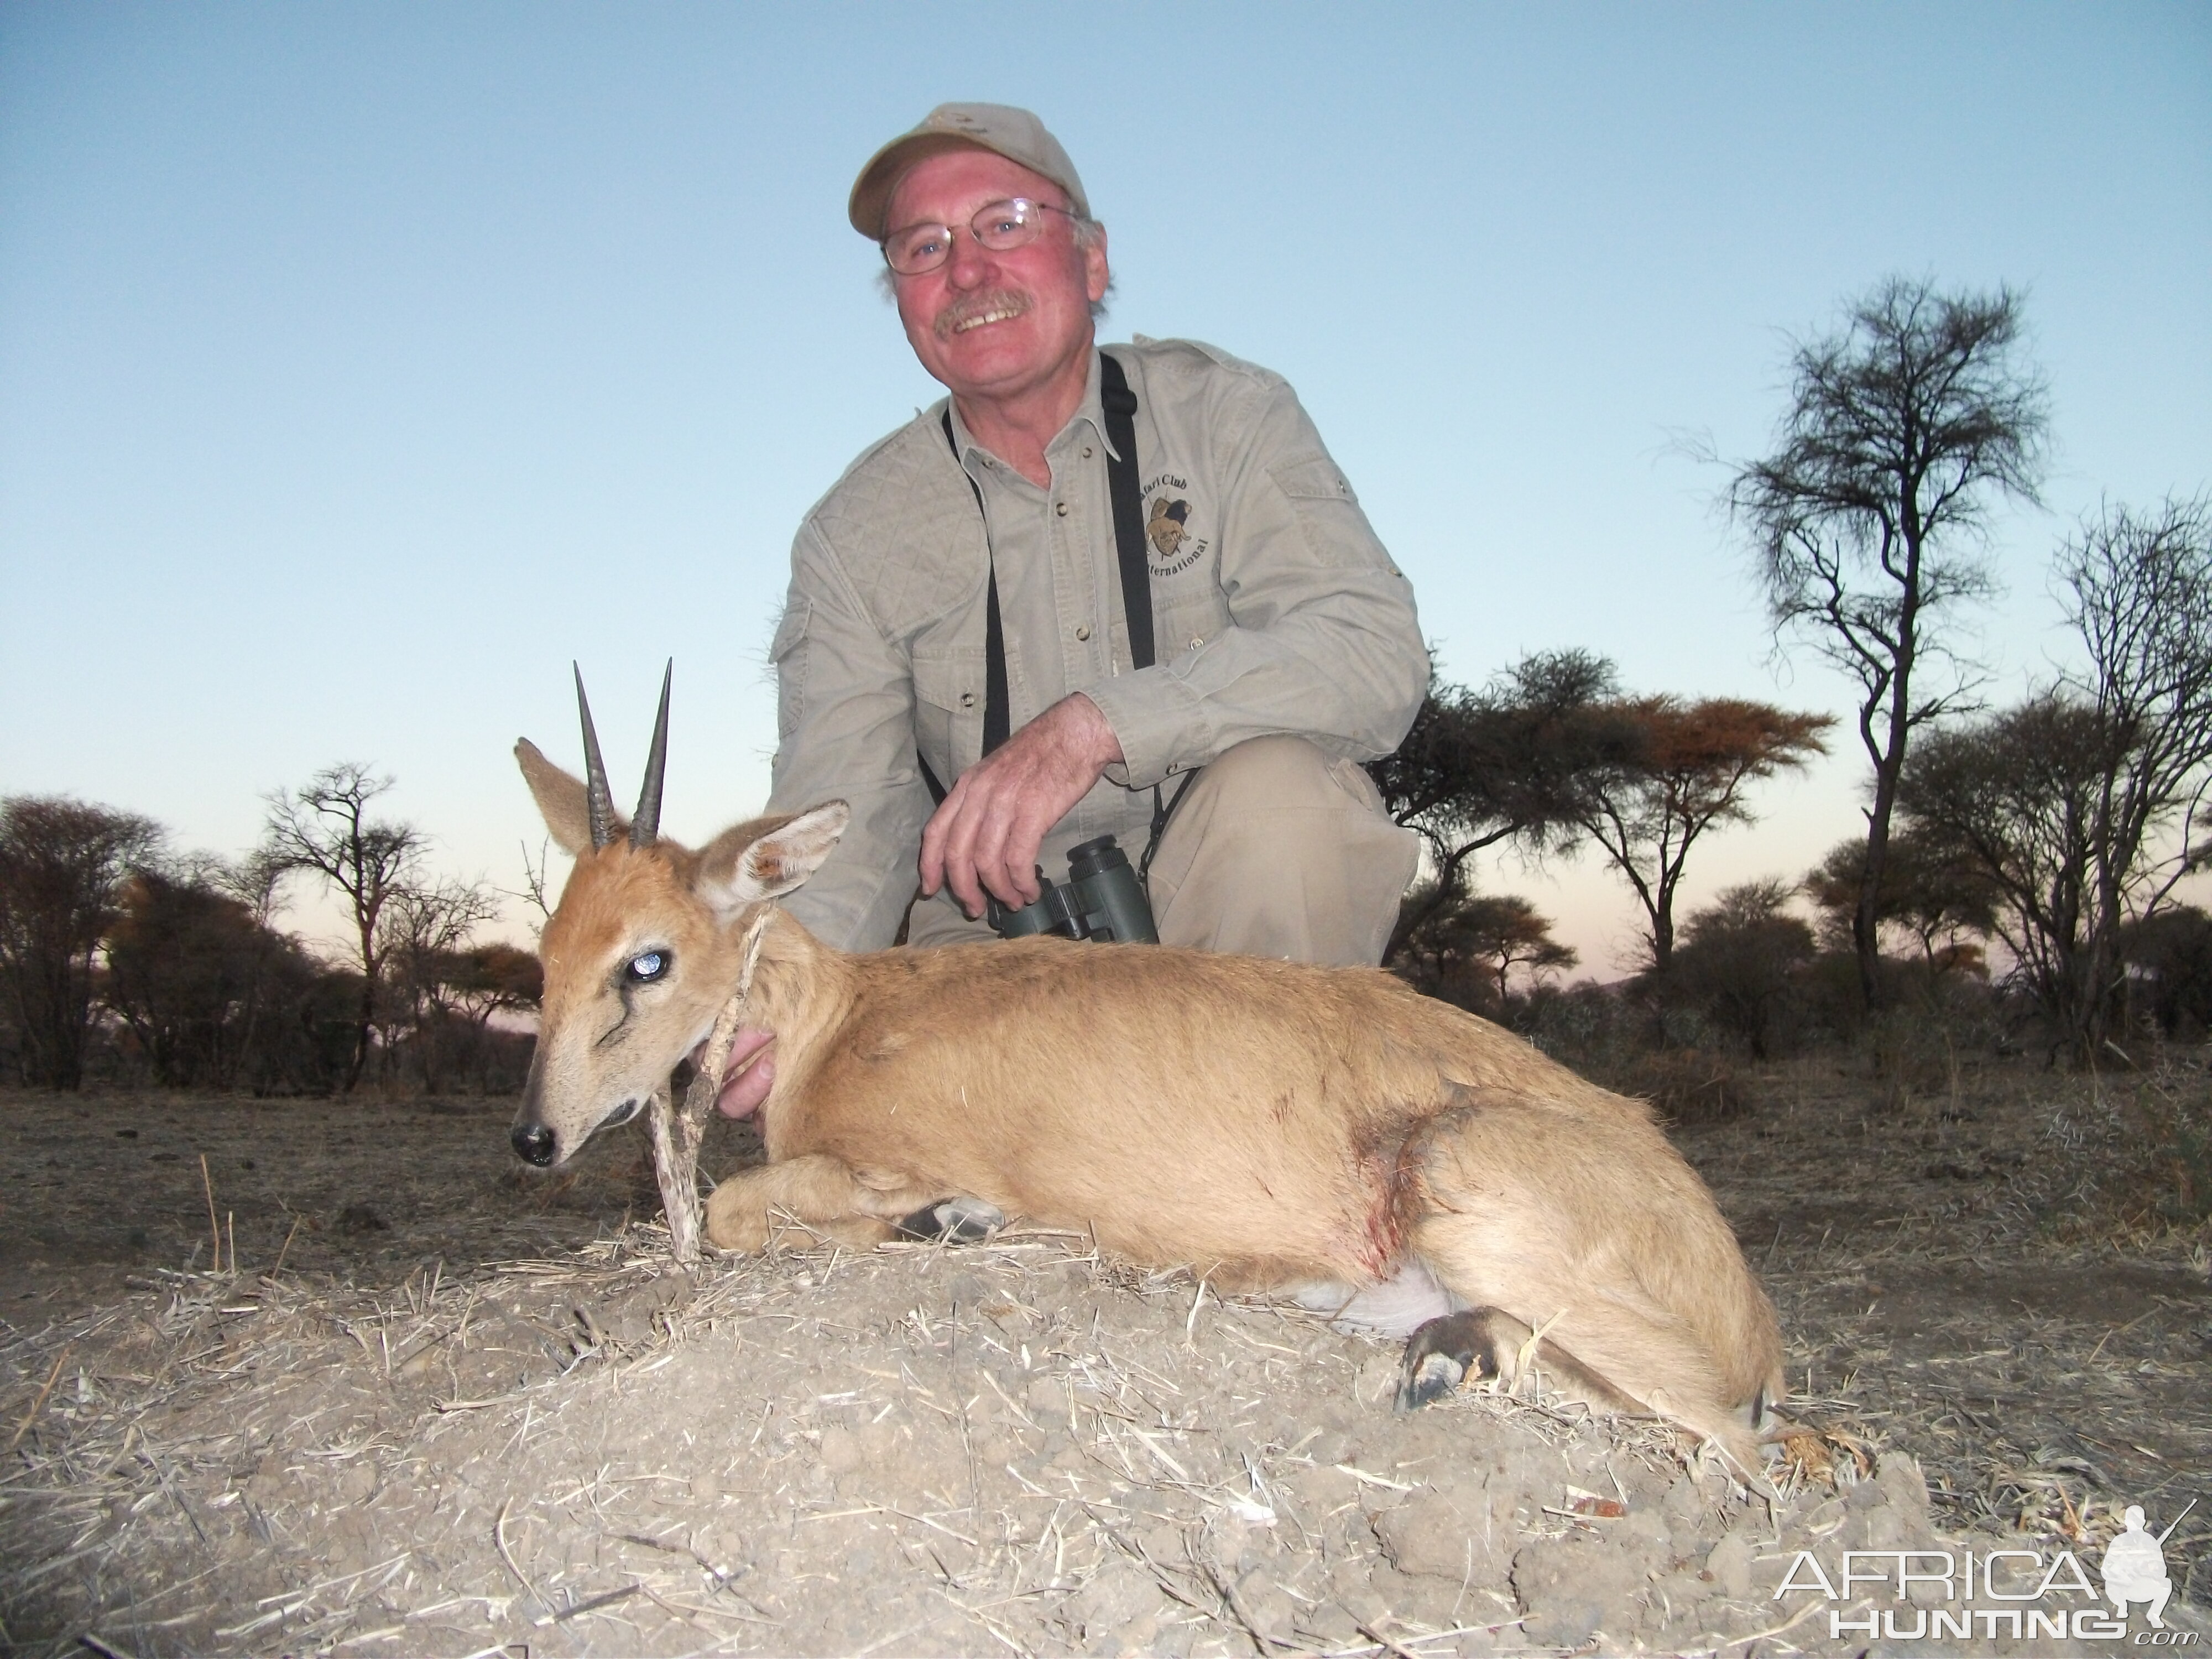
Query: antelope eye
625,950,669,984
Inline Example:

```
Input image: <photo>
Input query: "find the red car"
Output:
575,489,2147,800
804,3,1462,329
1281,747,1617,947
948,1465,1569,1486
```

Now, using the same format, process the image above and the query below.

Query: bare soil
2,1050,2208,1657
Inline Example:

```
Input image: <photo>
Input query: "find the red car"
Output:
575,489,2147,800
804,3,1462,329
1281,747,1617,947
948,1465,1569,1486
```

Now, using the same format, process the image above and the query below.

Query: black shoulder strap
940,409,1010,761
1098,351,1155,671
921,367,1154,807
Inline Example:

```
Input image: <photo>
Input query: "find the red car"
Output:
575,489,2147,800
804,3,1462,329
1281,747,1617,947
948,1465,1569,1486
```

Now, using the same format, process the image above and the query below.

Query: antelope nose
511,1123,557,1167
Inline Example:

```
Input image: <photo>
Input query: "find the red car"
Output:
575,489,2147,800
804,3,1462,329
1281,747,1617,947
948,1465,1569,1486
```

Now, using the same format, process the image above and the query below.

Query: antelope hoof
702,1183,770,1254
895,1197,1005,1244
1396,1311,1500,1412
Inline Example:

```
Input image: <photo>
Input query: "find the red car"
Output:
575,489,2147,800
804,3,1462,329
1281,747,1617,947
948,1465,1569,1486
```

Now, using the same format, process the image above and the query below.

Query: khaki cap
849,102,1089,238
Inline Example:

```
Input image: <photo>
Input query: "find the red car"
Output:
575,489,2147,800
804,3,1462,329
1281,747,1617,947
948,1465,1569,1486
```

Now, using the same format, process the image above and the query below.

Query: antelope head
509,664,848,1168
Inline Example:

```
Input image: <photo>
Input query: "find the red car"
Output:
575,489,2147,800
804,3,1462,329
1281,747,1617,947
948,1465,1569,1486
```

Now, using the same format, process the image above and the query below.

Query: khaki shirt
765,337,1427,950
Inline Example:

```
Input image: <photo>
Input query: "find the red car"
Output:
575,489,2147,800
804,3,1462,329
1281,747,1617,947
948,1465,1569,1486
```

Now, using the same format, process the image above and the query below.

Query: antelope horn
573,662,616,850
631,660,672,848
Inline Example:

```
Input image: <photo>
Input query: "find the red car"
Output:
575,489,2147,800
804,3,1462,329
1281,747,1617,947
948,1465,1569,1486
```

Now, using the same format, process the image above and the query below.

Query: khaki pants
907,735,1418,967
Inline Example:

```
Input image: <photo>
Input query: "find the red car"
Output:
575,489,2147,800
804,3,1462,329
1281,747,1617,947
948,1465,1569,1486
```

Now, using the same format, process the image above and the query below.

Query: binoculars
985,834,1159,945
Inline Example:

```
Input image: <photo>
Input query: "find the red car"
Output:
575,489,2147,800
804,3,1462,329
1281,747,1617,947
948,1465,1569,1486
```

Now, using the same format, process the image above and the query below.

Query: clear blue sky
3,3,2206,969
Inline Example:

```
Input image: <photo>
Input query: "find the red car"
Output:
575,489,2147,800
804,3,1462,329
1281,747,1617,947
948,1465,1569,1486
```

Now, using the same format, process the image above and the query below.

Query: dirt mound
6,1068,2207,1654
7,1224,1969,1657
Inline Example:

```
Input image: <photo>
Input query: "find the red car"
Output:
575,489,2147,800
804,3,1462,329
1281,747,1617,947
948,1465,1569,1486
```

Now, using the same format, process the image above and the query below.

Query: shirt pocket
1267,454,1378,567
1147,583,1233,662
911,650,985,781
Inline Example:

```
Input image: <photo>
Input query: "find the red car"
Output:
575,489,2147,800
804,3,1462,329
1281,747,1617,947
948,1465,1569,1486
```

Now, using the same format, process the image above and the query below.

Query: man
764,103,1427,971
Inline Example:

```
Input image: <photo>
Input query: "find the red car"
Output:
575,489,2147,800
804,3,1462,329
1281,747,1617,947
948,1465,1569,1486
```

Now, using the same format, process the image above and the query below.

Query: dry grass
1680,1044,2212,1575
3,1052,2210,1653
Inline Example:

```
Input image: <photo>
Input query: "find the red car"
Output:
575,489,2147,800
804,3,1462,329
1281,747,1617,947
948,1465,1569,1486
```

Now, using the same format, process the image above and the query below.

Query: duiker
512,678,1785,1468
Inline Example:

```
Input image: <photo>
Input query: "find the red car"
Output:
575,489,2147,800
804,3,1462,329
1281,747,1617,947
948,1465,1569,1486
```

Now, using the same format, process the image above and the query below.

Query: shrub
1652,879,1817,1058
2120,906,2212,1041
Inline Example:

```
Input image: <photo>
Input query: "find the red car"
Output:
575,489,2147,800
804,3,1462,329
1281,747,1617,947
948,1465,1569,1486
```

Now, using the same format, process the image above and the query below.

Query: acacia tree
1728,276,2047,1009
1900,696,2112,1041
0,796,161,1087
1369,650,1641,963
211,847,297,1086
259,764,422,1091
1454,894,1578,1006
1804,827,1999,969
106,868,272,1088
103,858,343,1090
1571,697,1830,972
431,942,543,1092
1390,886,1576,1011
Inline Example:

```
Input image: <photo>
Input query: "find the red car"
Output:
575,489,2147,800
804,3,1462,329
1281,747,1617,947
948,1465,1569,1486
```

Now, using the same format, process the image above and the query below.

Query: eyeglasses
880,197,1079,277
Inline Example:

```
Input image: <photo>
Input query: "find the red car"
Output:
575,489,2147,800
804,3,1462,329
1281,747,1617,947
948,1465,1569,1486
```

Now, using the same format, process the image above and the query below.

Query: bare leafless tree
2057,495,2212,1052
1729,276,2048,1010
1901,497,2212,1057
378,877,502,1089
510,836,556,929
259,764,422,1091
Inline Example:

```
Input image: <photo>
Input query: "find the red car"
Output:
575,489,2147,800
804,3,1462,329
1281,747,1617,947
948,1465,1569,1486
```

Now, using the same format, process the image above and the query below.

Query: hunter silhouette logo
2102,1501,2190,1630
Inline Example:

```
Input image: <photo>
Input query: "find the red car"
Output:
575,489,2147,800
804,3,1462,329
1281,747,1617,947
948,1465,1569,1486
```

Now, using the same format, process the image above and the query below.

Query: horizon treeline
0,774,540,1095
4,275,2209,1095
1368,276,2212,1069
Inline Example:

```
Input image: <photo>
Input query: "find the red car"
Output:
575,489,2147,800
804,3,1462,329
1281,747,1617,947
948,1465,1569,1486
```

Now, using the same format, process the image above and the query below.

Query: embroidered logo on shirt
1148,497,1190,556
1141,473,1207,576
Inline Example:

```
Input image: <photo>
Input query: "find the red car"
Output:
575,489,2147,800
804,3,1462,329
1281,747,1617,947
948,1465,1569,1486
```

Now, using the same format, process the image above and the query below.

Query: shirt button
1190,636,1205,650
959,692,975,708
1055,502,1069,517
1081,446,1094,459
1075,624,1092,641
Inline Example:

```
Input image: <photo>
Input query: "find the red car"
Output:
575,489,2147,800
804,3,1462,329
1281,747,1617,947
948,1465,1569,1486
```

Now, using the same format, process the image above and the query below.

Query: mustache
933,289,1030,340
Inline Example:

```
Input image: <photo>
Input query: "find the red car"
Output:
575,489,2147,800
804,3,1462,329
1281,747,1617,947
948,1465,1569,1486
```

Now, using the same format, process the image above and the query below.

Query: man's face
884,149,1109,409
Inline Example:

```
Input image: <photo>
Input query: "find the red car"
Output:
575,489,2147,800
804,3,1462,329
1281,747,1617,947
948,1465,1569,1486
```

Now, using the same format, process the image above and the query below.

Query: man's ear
515,739,628,857
1083,222,1111,305
693,801,851,921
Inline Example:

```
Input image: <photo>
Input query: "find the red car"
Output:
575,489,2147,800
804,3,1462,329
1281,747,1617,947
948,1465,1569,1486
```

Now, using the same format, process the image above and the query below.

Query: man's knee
1149,735,1416,967
904,888,996,950
1174,733,1373,816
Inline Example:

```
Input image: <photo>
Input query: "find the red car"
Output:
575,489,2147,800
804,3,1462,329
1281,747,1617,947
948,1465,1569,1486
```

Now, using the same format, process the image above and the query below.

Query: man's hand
712,1028,776,1118
920,692,1124,917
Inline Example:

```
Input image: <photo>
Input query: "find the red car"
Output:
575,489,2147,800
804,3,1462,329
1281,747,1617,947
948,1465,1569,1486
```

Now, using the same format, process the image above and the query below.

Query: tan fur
513,750,1786,1466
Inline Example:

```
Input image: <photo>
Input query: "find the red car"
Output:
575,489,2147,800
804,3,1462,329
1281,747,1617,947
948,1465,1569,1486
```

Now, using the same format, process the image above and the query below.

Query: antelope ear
515,739,622,857
693,801,851,921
